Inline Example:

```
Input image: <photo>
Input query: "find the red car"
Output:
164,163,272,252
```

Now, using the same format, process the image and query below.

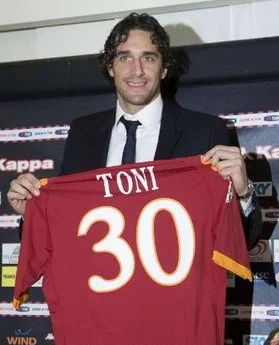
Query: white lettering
117,171,133,195
0,158,54,173
241,146,279,160
41,160,54,171
130,167,149,193
256,145,274,159
97,166,159,198
29,160,42,172
146,166,159,191
17,160,30,173
96,173,113,198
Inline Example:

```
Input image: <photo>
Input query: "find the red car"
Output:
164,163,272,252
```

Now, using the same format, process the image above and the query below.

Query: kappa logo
45,333,55,341
0,158,54,173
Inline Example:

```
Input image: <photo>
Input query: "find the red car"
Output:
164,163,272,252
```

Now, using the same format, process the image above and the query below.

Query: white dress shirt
106,94,253,215
106,94,162,167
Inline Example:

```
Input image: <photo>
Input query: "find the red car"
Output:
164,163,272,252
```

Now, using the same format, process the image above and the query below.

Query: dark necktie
120,116,141,164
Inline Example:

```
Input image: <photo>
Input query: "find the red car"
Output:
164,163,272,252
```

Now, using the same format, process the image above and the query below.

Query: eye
119,55,130,62
144,56,155,62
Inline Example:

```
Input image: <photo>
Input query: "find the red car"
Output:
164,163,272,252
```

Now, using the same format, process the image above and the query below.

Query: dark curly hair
99,12,182,82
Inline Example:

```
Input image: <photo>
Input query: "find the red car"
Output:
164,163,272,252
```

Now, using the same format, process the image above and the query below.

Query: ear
161,68,168,80
107,65,114,78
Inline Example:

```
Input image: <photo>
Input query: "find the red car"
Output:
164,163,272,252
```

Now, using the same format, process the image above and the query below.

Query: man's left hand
202,145,248,196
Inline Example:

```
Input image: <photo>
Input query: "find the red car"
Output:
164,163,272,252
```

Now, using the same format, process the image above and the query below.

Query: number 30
78,198,195,293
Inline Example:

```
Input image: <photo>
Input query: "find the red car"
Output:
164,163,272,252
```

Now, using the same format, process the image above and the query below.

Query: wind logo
253,182,272,197
15,328,32,336
243,335,268,345
6,326,36,344
7,337,37,344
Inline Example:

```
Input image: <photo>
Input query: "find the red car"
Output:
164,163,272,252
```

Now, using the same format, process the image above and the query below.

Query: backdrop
0,36,279,345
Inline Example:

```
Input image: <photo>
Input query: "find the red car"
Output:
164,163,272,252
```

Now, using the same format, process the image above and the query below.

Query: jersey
13,156,252,345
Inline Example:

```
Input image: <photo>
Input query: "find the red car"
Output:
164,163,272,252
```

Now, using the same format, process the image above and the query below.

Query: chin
127,95,154,106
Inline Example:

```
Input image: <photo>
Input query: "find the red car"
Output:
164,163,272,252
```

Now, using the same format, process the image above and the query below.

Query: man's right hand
7,173,41,216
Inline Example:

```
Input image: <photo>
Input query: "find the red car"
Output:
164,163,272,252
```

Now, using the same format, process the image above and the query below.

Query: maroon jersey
13,156,252,345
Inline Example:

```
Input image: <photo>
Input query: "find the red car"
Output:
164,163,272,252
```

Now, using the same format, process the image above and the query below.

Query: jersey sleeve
13,189,51,309
211,179,252,281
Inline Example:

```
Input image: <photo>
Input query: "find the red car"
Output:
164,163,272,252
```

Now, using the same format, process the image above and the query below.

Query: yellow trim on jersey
40,178,48,186
12,291,29,310
213,250,252,281
200,157,218,171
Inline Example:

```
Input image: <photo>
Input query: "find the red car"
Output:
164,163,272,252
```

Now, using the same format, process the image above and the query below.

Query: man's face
108,30,168,114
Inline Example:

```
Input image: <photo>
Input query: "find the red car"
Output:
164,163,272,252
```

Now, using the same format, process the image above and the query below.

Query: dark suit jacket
59,102,262,249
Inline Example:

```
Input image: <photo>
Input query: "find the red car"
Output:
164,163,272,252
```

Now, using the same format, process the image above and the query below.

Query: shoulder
167,102,226,128
162,102,230,148
163,101,228,134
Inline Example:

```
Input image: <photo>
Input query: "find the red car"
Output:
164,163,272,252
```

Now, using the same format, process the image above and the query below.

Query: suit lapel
86,110,115,170
154,102,183,160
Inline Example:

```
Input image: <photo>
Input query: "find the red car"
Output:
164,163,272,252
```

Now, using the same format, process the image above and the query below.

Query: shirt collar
115,94,163,130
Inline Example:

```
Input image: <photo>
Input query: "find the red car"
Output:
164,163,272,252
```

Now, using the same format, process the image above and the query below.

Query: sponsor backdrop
1,38,279,344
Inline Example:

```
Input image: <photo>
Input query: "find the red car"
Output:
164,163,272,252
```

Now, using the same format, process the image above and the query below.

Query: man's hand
7,173,41,216
202,145,248,196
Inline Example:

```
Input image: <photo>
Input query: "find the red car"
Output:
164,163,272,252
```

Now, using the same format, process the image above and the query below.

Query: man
7,12,261,249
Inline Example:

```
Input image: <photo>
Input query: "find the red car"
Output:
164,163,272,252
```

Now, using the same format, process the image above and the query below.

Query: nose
131,58,144,77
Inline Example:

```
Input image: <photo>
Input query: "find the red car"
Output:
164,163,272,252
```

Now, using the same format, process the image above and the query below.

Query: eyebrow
116,50,160,57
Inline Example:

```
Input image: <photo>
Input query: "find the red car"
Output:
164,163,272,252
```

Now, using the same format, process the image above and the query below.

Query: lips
126,81,147,87
127,82,145,86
